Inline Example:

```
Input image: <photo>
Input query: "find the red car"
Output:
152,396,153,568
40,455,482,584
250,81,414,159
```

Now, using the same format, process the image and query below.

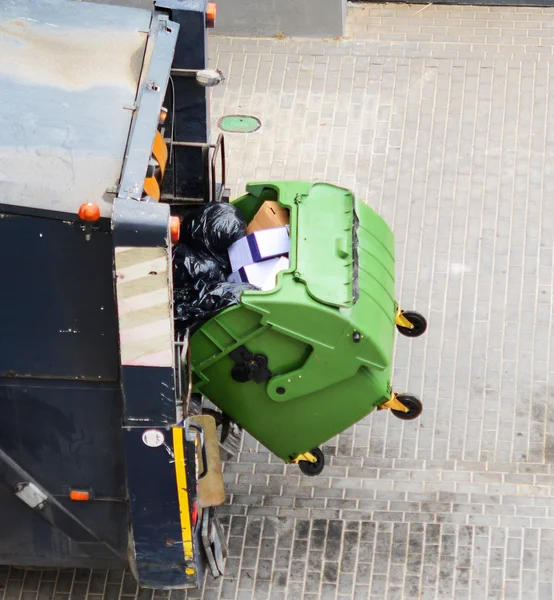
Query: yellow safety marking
152,131,168,177
395,310,414,329
172,428,194,561
142,132,167,198
114,247,173,368
291,452,317,464
379,394,409,413
143,176,160,200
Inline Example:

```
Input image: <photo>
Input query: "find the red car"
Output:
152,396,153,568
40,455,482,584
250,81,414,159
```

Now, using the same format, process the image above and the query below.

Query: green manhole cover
218,115,261,133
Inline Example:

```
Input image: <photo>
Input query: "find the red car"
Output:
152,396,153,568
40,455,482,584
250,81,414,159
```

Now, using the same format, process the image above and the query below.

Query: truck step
189,415,225,508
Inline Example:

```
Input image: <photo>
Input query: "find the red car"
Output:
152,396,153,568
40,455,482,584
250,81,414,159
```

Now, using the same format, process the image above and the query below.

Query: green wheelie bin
189,181,427,475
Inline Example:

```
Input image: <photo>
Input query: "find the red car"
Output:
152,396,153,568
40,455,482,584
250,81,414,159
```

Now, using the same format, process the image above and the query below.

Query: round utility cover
142,429,165,448
217,115,261,133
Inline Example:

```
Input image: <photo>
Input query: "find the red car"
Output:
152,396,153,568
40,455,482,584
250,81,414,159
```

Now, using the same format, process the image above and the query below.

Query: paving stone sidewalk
3,3,554,600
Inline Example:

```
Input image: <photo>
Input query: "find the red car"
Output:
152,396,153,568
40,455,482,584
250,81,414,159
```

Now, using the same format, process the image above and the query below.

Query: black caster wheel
396,311,427,338
298,448,325,476
391,394,423,420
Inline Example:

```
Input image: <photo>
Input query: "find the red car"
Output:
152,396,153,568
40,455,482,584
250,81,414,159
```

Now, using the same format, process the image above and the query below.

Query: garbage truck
0,0,230,590
0,0,427,590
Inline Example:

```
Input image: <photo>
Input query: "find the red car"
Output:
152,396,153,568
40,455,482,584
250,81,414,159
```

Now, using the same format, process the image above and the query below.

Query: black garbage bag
174,280,257,332
180,203,246,268
173,243,223,288
174,286,201,330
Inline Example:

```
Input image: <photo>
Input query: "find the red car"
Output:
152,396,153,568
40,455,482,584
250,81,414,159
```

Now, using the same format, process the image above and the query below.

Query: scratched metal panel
0,0,151,218
0,213,119,379
0,481,127,568
0,380,126,498
0,377,128,567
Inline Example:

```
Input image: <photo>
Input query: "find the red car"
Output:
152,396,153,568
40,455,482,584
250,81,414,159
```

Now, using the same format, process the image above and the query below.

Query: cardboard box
228,226,290,272
228,256,289,291
246,201,289,234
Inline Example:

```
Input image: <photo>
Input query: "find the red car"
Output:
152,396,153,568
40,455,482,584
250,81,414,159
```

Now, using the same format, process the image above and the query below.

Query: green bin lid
295,183,355,308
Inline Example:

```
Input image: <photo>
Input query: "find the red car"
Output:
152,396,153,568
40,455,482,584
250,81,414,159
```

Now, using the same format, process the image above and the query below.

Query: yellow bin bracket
395,310,414,330
290,452,317,464
379,394,409,413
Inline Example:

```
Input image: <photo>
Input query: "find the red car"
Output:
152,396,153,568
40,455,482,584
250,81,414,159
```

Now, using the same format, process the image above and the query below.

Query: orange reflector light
69,489,90,502
159,107,168,125
206,2,216,27
78,202,100,222
170,216,180,243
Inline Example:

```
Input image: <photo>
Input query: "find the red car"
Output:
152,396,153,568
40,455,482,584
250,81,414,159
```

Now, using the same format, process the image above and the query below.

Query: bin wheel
298,448,325,476
391,394,423,420
396,311,427,338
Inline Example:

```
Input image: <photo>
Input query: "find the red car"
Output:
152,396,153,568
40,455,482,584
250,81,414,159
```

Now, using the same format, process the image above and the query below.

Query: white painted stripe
121,335,173,366
118,288,170,316
117,275,166,299
116,246,170,269
119,319,172,345
115,246,174,368
126,348,174,367
116,256,168,285
119,304,170,331
120,328,173,367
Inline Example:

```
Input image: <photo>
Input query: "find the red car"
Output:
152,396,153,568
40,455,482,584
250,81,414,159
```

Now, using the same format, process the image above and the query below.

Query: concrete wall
84,0,346,39
214,0,347,38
